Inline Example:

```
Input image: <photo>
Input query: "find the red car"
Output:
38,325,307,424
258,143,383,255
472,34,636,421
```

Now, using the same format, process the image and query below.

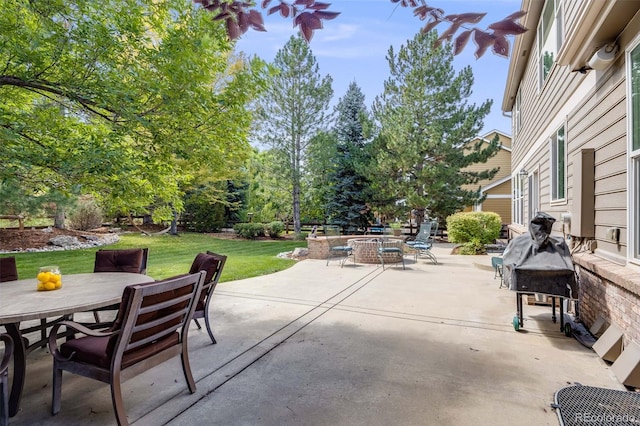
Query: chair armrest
48,320,119,360
0,333,13,373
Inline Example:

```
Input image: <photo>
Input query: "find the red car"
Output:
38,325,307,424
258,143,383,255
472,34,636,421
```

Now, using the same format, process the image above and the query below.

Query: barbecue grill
502,212,578,333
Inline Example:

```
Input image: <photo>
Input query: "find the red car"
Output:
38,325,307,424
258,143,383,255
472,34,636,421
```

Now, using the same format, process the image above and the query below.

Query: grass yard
5,233,303,282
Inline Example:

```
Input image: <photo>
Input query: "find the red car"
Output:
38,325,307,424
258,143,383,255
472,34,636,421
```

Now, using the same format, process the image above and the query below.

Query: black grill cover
502,212,577,298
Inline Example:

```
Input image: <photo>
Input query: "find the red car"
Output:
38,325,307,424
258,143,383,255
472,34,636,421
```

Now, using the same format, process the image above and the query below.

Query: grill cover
502,212,577,298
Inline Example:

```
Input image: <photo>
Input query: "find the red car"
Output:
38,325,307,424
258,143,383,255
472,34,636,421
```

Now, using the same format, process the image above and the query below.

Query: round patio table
0,272,154,418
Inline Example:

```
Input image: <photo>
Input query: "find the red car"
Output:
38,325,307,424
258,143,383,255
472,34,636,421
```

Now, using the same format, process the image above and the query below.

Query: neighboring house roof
479,175,511,194
467,129,512,152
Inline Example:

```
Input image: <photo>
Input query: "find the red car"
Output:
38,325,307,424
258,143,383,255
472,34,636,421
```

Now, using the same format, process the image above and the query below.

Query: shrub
68,200,103,231
265,221,285,238
446,212,502,253
182,187,226,232
458,239,486,255
233,222,265,239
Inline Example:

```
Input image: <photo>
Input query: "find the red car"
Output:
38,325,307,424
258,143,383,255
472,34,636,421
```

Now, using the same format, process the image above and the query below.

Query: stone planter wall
306,236,403,264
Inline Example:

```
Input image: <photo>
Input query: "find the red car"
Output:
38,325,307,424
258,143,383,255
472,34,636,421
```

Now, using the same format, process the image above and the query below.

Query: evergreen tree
372,31,500,226
253,35,333,234
324,82,373,232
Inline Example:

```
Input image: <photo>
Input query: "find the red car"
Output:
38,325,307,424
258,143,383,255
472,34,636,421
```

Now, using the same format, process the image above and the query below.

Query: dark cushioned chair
48,271,206,426
0,257,18,282
189,252,227,344
92,248,149,323
1,334,13,426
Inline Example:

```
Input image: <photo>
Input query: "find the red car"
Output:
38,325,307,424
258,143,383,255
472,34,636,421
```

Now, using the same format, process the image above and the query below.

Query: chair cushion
94,249,144,273
61,332,180,369
189,253,219,285
189,253,221,307
330,246,352,252
0,257,18,282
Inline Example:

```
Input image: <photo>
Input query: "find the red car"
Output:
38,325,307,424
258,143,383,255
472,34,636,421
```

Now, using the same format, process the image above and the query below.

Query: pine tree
253,35,333,234
372,31,500,226
324,82,373,232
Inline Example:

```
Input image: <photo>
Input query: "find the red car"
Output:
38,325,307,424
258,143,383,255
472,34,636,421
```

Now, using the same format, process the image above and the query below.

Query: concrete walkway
10,244,622,425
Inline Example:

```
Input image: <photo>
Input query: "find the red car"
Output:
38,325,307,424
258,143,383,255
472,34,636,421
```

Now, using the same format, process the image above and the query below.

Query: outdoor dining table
0,272,154,417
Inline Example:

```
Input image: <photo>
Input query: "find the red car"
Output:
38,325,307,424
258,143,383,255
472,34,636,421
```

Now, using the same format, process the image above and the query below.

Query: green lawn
4,233,303,282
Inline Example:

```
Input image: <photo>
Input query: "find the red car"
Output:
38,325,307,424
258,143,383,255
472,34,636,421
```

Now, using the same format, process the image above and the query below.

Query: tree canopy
372,31,500,226
0,0,269,222
199,1,527,58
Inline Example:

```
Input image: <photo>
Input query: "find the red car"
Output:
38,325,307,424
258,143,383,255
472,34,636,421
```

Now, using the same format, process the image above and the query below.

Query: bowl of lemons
37,266,63,291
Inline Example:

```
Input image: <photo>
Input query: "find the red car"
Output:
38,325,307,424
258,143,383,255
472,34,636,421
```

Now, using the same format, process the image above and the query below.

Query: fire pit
348,238,404,264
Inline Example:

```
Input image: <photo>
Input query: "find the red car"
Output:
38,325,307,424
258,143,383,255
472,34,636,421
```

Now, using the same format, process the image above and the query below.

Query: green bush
68,199,103,231
233,222,265,239
265,221,285,238
446,212,502,248
458,239,486,255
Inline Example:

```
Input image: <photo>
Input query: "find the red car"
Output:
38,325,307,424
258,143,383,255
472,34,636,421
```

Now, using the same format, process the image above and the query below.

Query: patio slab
8,244,621,425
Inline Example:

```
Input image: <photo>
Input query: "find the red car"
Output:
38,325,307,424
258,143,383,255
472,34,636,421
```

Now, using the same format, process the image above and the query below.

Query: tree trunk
54,207,65,229
414,208,425,228
169,206,178,235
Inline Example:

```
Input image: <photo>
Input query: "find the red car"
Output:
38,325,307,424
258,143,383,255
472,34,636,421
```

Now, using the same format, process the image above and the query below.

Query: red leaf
488,19,528,36
305,12,323,30
315,10,340,20
261,0,271,8
445,12,486,25
454,30,472,55
212,11,230,21
504,10,527,21
281,3,291,18
267,5,280,15
437,23,460,43
237,11,249,32
226,19,241,40
492,35,510,58
473,30,494,59
248,9,266,32
309,2,330,10
420,18,440,33
298,22,314,42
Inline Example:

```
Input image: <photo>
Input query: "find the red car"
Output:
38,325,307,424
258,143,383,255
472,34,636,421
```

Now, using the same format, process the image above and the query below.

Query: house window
513,174,525,225
528,171,539,222
550,125,566,201
514,87,521,135
628,42,640,260
538,0,563,86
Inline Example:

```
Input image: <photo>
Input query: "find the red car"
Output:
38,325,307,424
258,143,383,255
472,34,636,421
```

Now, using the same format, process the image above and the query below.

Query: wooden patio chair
188,251,227,344
91,248,149,323
0,334,13,426
47,271,206,426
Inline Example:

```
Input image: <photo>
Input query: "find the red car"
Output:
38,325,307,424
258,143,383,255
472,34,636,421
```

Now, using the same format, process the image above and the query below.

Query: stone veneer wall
574,252,640,345
306,236,403,264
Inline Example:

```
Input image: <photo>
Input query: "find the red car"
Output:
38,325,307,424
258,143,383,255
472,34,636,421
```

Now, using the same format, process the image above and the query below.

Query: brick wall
574,254,640,345
306,236,404,265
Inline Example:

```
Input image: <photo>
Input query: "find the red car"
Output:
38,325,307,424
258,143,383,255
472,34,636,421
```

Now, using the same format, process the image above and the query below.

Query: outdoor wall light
519,168,528,177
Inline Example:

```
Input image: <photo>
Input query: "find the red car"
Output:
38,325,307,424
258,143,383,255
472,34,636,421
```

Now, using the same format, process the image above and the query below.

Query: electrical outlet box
606,227,620,242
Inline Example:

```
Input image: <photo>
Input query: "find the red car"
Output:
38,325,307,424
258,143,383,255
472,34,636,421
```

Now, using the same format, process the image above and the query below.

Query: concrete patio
8,243,622,425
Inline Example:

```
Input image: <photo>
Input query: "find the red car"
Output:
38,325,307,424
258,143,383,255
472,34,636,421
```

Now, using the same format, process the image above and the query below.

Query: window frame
627,38,640,263
537,0,564,88
528,170,540,222
550,125,566,203
512,173,525,226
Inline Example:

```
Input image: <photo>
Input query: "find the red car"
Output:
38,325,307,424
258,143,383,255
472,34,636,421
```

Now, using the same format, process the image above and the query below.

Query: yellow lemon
54,280,62,289
44,282,56,291
52,274,61,283
37,272,48,282
37,282,45,291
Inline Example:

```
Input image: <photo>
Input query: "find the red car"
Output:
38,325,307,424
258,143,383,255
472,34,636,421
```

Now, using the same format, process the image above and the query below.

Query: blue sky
234,0,523,136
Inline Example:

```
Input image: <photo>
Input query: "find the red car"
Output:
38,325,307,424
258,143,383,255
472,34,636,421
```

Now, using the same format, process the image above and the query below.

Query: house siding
505,1,640,347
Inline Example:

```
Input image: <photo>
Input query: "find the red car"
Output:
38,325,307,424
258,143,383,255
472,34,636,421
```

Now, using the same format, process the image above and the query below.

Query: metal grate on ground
553,384,640,425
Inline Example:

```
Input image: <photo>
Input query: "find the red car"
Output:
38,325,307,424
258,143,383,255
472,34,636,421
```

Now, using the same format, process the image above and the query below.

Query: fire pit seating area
307,235,405,265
